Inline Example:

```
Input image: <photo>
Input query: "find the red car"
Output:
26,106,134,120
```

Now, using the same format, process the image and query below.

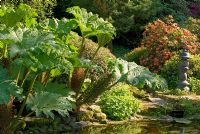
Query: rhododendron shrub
139,16,199,73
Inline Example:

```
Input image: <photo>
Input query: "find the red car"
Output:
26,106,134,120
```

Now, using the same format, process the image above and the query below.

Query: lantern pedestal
178,49,190,91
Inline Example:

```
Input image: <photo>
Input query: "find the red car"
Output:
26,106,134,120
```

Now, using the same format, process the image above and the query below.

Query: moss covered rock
89,105,102,113
77,110,94,121
94,113,107,121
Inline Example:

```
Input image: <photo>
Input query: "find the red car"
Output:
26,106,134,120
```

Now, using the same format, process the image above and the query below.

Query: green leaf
34,82,71,96
0,25,77,73
27,82,75,119
44,18,78,37
0,66,22,104
112,59,168,90
50,68,61,77
0,4,38,27
66,6,116,46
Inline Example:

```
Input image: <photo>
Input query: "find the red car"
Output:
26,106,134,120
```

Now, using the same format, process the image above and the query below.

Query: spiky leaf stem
17,75,37,118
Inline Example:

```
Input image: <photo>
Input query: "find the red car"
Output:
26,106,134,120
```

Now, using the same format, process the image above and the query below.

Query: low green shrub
178,98,200,117
188,77,200,94
125,47,147,64
161,54,200,91
99,83,140,120
127,85,148,99
164,88,189,96
140,104,172,117
160,55,179,89
183,17,200,36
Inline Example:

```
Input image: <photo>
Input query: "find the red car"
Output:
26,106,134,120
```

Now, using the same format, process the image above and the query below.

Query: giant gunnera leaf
0,66,22,104
26,82,75,119
66,6,116,46
111,59,168,91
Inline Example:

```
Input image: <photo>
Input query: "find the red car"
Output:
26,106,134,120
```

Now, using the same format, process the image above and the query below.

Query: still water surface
79,121,200,134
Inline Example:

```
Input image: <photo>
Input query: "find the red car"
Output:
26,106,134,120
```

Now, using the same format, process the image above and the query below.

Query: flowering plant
140,15,199,73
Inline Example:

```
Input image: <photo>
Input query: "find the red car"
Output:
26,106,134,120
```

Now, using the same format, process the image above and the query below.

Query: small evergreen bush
125,47,147,64
99,83,140,120
178,98,200,117
188,77,200,94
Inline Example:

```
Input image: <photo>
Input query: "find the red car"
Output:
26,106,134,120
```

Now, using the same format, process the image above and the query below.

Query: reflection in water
180,128,185,134
79,121,200,134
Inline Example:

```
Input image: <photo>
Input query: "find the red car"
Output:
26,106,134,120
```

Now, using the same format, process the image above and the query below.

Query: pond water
79,121,200,134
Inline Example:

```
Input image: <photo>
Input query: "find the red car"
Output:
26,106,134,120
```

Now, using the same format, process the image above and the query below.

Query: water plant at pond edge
0,26,76,130
0,4,79,131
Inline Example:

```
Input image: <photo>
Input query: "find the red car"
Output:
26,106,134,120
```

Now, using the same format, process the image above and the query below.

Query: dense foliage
0,1,199,132
161,54,200,91
0,5,167,128
99,83,140,120
178,98,200,117
72,0,163,34
188,77,200,94
160,0,190,22
125,47,147,64
0,4,38,27
139,16,199,73
0,0,57,21
0,4,80,124
71,0,199,48
183,17,200,36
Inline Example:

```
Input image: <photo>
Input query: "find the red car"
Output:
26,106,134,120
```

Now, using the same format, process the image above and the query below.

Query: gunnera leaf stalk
17,75,38,118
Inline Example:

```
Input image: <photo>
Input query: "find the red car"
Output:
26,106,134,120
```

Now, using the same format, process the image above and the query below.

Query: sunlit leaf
111,59,168,90
66,6,116,46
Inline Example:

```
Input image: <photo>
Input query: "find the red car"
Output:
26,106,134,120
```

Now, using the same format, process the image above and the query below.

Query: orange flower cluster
140,15,199,73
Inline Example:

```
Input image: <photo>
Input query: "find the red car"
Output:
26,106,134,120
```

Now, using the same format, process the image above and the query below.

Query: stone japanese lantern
178,49,190,91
